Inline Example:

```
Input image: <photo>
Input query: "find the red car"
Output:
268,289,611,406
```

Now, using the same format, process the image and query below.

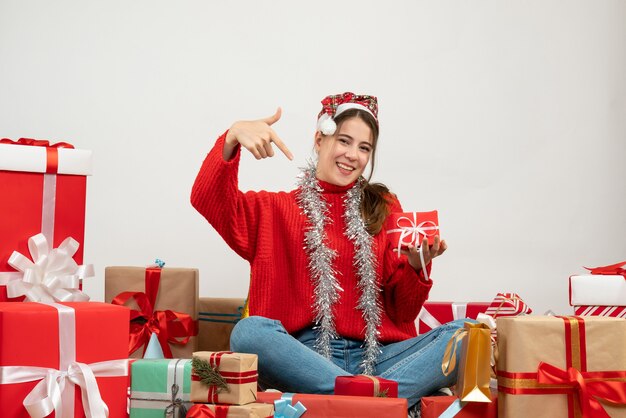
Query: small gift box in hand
386,211,439,252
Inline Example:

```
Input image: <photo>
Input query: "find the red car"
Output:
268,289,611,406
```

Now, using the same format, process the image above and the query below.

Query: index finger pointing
270,132,294,160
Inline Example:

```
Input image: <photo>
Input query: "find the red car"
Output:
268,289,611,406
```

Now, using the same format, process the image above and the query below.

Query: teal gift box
130,358,192,418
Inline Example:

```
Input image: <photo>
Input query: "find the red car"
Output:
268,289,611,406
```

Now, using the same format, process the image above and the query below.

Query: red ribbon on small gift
191,351,258,403
1,137,74,174
111,267,197,358
583,261,626,279
186,404,230,418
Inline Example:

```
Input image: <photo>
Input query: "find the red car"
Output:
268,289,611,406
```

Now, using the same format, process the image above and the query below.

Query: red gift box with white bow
386,211,439,251
0,302,130,417
0,138,92,302
416,302,491,335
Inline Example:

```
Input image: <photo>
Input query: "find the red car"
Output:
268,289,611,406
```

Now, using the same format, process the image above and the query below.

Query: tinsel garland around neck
296,161,382,374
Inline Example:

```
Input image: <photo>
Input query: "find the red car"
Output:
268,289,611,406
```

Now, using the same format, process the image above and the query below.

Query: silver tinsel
296,162,382,374
296,162,342,359
344,178,382,375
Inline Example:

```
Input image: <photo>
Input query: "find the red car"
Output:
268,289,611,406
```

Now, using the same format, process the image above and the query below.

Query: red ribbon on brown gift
111,267,197,358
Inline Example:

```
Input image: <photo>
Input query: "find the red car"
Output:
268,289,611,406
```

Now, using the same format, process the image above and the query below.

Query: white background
1,1,625,316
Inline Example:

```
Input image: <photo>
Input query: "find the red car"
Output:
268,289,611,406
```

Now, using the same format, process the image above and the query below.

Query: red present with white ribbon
573,305,626,318
416,302,491,335
0,302,130,417
484,293,532,317
386,211,439,252
0,138,92,302
569,261,626,306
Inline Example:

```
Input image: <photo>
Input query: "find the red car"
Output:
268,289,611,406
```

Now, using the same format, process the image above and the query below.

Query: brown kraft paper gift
105,266,199,358
197,297,246,352
496,316,626,417
191,351,258,406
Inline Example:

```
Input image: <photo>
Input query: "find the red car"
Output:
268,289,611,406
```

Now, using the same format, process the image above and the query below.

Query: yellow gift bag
442,322,492,402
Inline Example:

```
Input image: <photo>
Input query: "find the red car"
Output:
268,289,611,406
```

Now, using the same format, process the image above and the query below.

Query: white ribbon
0,303,129,418
387,214,439,256
3,233,93,302
417,302,468,334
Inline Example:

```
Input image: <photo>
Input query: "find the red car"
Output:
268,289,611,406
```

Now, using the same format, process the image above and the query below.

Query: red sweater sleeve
381,196,433,324
190,132,261,262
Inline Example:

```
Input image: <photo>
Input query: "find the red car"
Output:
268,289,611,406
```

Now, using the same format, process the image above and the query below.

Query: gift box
198,297,245,352
416,302,490,335
129,358,192,418
386,211,439,250
421,391,497,418
257,391,408,418
0,301,130,417
334,375,398,398
186,403,274,418
105,265,199,358
574,305,626,318
569,275,626,306
483,292,532,317
496,315,626,417
0,138,92,302
191,351,258,405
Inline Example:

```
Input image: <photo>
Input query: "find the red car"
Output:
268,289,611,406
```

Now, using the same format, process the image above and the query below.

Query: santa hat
316,92,378,135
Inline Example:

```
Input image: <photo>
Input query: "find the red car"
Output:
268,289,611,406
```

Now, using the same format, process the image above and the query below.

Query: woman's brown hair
333,108,392,236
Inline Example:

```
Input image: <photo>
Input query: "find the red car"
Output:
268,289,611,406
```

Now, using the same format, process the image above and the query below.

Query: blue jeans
230,316,470,408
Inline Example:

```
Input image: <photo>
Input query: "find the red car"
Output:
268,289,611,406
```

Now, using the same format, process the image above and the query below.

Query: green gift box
130,358,192,418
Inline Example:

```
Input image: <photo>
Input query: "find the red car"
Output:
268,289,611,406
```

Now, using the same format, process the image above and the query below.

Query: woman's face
315,116,374,186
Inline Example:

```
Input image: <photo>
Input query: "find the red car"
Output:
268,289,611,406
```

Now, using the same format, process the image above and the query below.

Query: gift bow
4,233,93,302
0,359,128,418
112,289,196,358
0,137,74,148
163,382,187,418
536,362,626,418
387,214,439,254
584,260,626,279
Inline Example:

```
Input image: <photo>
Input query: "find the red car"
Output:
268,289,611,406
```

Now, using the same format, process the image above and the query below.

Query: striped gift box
129,358,192,418
484,293,532,317
574,305,626,318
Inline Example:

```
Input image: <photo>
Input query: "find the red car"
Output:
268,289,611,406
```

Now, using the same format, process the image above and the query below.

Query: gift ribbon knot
163,383,187,418
387,215,438,254
113,289,196,358
536,362,626,418
583,260,626,279
3,233,93,302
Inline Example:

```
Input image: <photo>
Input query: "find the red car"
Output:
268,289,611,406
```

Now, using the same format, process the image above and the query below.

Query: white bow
4,233,93,302
0,360,128,418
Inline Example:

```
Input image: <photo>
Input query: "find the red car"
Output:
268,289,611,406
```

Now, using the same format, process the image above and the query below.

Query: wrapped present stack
569,261,626,318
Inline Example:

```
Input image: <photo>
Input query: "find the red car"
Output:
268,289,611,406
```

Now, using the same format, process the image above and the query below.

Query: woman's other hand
223,107,294,161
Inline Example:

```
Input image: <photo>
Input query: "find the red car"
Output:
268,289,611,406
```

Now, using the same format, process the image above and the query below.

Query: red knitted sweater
191,133,432,343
